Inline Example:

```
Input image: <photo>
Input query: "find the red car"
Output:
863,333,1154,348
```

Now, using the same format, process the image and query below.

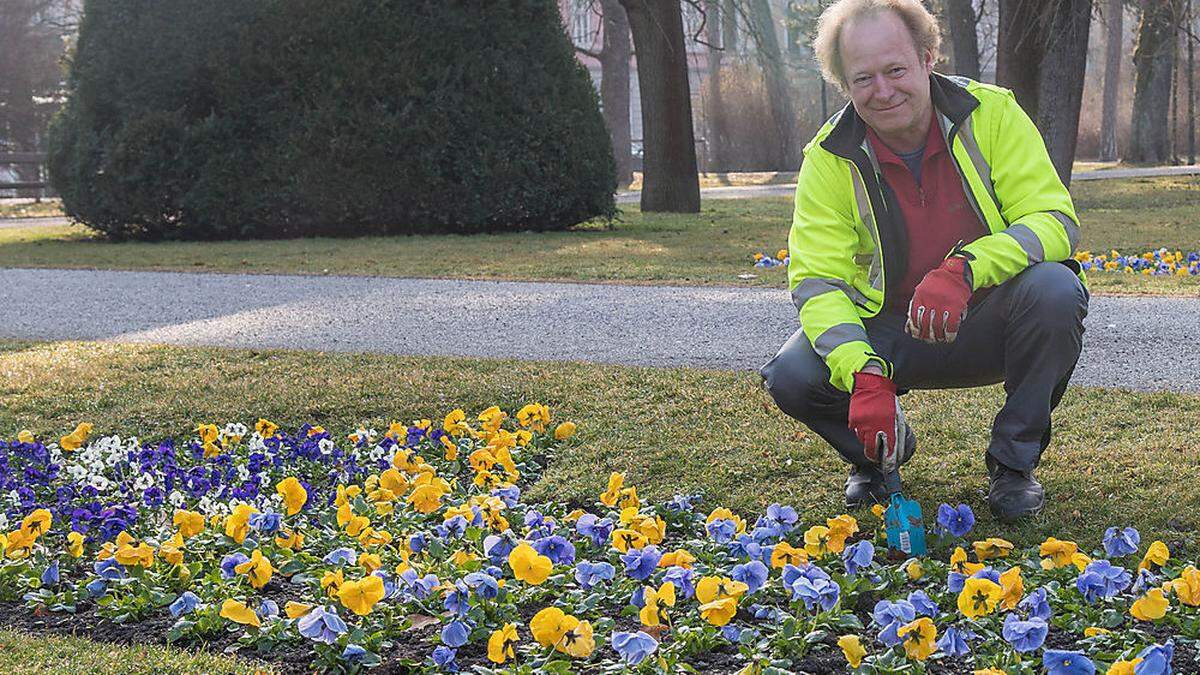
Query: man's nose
873,75,896,100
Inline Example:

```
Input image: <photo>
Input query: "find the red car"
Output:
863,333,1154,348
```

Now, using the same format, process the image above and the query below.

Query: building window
570,0,593,47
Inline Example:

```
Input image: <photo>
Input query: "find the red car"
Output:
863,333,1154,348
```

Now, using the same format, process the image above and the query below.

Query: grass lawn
0,628,272,674
0,176,1195,295
1,340,1197,554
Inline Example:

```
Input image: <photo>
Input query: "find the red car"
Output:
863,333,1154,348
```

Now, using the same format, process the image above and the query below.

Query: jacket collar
820,72,980,160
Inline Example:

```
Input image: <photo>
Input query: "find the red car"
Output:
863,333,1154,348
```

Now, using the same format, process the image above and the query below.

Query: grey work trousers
760,262,1089,473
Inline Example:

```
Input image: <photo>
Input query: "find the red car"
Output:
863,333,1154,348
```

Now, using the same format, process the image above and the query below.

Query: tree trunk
600,0,634,187
748,0,798,168
722,0,739,59
1099,0,1124,160
704,0,730,171
619,0,700,212
1188,0,1195,163
1035,0,1093,186
945,0,982,79
1130,0,1181,163
996,0,1046,116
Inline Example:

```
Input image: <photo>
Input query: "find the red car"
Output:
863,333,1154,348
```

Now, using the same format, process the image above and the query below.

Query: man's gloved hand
906,256,973,343
848,370,903,469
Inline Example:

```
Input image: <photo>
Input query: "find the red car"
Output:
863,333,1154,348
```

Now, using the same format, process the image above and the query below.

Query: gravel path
1,268,1195,393
616,164,1200,204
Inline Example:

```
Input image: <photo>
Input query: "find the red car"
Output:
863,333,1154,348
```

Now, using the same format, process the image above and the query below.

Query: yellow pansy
338,575,385,616
234,549,275,589
611,528,648,552
1039,537,1079,569
359,553,382,573
67,531,84,558
20,509,52,539
826,514,859,549
276,477,308,516
949,546,984,575
957,577,1002,618
837,634,867,668
59,422,94,451
898,616,937,660
220,599,260,627
225,504,258,544
16,430,34,444
1130,588,1169,621
696,576,748,603
284,602,313,619
972,537,1014,561
975,670,1007,675
173,509,205,539
4,529,33,559
999,567,1024,609
440,436,459,461
114,533,155,568
1166,566,1200,606
321,569,345,598
275,529,304,550
508,543,552,585
1140,540,1169,571
158,534,185,566
487,623,519,664
255,418,278,439
1108,660,1142,675
871,504,886,519
408,484,445,514
803,525,832,557
699,596,738,626
1083,626,1111,637
516,403,550,432
600,472,624,507
554,421,577,440
658,548,697,569
530,607,573,647
558,619,594,657
639,581,676,627
770,541,808,568
905,559,924,581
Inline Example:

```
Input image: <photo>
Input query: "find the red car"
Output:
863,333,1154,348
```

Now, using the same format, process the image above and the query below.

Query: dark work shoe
987,455,1045,522
845,424,917,507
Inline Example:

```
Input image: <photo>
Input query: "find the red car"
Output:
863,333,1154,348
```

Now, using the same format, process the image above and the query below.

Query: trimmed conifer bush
48,0,616,240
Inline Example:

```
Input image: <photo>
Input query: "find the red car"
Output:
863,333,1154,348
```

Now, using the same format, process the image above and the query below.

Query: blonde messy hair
813,0,941,92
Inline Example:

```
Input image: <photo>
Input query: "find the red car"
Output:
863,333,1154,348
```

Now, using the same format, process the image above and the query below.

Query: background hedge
48,0,616,240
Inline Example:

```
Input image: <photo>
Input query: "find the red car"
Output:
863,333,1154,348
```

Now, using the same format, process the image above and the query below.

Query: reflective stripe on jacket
788,73,1084,393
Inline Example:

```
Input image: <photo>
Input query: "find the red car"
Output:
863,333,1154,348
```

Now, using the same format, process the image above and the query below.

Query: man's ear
922,49,934,73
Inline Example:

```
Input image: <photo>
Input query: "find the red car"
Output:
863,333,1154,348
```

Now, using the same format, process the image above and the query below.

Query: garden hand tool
879,429,927,556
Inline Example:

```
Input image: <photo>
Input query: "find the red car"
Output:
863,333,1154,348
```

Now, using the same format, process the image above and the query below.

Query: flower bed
0,408,1194,673
752,248,1200,277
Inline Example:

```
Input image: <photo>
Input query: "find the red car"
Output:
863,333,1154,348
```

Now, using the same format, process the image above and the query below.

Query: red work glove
906,256,973,343
848,371,903,469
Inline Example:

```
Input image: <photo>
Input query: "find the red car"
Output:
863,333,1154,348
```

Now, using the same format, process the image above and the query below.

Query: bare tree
704,0,731,169
944,0,982,79
599,0,635,187
618,0,700,212
0,0,69,192
996,0,1094,185
1130,0,1182,163
747,0,799,167
1099,0,1124,160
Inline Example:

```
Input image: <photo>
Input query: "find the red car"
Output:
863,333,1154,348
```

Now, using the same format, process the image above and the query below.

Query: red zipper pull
918,186,926,207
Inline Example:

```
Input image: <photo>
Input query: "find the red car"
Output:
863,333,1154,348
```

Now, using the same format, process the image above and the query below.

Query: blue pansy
611,631,658,665
533,535,576,566
575,514,614,547
168,591,201,618
936,626,972,657
908,590,939,617
323,547,357,566
1019,587,1052,621
248,511,281,535
297,606,348,644
1134,641,1174,675
482,532,516,565
662,565,696,599
462,572,499,600
1076,560,1132,602
341,644,368,663
220,552,250,579
574,560,616,589
871,599,916,646
1104,526,1141,557
1044,650,1096,675
1002,613,1048,652
431,645,458,672
41,561,59,587
620,545,662,581
440,619,472,648
731,560,769,594
707,518,738,543
258,599,279,621
948,571,967,594
843,540,875,576
936,503,976,538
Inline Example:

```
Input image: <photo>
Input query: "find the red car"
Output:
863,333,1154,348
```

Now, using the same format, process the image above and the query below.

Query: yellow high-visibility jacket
788,73,1084,392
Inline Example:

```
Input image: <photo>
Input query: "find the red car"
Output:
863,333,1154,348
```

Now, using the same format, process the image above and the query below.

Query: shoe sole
988,499,1044,523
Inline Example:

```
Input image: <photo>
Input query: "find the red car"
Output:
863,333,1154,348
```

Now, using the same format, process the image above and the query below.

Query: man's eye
890,67,906,76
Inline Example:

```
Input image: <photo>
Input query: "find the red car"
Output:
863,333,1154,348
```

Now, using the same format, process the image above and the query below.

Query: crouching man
760,0,1088,521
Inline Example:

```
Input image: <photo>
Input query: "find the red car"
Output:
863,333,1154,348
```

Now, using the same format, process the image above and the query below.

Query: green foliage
47,0,616,240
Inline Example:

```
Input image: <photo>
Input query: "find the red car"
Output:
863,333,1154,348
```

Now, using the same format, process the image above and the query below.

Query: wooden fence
0,152,51,198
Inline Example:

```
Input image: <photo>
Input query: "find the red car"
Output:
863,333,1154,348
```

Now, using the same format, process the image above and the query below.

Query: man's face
839,10,933,148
